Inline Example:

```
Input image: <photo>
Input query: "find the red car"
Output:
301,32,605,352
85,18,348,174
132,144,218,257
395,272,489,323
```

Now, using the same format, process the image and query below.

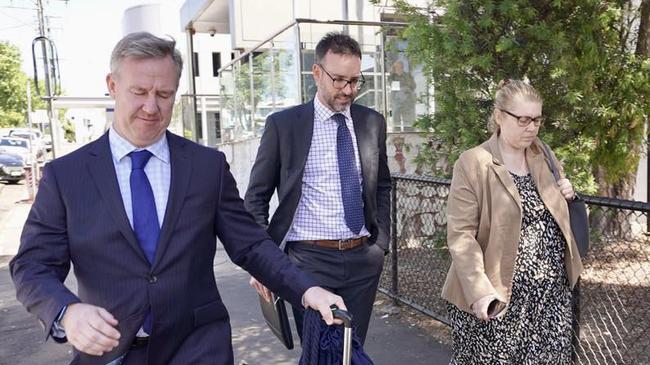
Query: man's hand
249,276,272,302
302,287,346,325
60,303,121,356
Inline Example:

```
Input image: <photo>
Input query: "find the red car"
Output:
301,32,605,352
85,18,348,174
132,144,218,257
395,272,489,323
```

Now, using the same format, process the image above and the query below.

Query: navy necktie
333,113,364,235
129,150,159,334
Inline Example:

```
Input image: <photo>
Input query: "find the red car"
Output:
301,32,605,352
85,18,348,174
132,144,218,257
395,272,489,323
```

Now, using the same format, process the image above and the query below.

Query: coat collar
87,132,146,263
292,100,315,172
151,131,191,270
482,133,545,210
483,132,544,165
350,104,373,196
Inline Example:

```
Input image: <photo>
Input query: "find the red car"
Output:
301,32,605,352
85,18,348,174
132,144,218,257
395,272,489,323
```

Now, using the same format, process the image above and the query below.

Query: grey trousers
286,241,385,345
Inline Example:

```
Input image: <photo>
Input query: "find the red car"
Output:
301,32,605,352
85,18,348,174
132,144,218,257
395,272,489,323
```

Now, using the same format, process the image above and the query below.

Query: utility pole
26,81,39,200
34,0,58,158
341,0,349,34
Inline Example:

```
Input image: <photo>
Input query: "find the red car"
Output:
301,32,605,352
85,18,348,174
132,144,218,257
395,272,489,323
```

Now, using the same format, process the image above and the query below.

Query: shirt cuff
51,305,67,339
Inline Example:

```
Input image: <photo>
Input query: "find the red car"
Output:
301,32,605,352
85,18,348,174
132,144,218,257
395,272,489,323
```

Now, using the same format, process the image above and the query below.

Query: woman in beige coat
441,80,583,364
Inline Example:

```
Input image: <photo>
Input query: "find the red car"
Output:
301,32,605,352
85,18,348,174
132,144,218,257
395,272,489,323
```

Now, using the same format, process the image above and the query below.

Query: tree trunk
593,154,639,240
595,169,637,200
637,0,650,208
636,0,650,56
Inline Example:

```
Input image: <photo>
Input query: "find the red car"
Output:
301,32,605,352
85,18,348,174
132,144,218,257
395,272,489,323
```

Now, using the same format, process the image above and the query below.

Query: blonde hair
488,79,543,133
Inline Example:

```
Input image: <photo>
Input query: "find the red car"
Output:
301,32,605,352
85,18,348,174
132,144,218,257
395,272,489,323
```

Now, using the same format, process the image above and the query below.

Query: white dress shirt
108,127,170,229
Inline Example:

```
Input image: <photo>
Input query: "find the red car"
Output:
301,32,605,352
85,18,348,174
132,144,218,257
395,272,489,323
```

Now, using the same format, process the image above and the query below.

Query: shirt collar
313,93,352,124
108,127,170,165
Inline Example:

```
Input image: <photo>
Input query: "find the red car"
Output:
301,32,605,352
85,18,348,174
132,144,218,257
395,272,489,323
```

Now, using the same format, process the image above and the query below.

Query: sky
0,0,185,96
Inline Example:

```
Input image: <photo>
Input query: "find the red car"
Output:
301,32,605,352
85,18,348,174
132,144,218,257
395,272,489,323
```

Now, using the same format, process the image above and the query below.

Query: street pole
342,0,349,34
26,81,38,200
35,0,58,158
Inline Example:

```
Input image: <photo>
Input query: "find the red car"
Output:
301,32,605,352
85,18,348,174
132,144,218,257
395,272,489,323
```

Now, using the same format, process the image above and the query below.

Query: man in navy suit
245,32,391,345
10,32,344,365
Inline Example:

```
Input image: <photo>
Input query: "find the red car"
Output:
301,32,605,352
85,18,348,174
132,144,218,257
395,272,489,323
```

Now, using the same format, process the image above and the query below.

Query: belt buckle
338,238,352,250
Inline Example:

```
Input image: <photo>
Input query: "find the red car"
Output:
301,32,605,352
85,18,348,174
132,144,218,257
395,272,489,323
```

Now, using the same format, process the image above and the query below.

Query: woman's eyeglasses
499,108,545,127
318,64,365,91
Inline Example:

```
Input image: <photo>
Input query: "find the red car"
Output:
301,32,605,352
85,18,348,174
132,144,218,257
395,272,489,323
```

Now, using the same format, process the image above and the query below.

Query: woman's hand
471,294,497,321
557,178,575,200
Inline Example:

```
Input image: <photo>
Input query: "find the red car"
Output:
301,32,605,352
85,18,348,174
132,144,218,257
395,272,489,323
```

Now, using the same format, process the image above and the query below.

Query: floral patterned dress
447,173,573,364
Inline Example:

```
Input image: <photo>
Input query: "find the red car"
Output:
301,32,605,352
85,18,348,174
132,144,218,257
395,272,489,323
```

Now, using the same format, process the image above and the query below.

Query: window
193,52,200,77
0,138,28,148
195,113,203,138
212,52,221,77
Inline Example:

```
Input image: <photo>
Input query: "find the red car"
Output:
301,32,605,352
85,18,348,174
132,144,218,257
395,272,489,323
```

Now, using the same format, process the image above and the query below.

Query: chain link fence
379,174,650,364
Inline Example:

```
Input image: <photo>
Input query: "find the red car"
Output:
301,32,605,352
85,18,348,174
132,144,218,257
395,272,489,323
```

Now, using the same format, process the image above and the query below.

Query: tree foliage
0,42,44,128
389,0,650,197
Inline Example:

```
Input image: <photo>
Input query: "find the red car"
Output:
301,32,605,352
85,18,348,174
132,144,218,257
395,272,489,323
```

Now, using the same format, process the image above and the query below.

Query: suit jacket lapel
350,106,374,196
484,134,522,209
293,101,315,173
528,146,563,221
152,132,192,269
86,133,147,263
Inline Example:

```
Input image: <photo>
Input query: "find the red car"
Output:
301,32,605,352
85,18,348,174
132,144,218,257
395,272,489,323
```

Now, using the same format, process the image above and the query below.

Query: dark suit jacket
244,100,391,251
10,131,316,365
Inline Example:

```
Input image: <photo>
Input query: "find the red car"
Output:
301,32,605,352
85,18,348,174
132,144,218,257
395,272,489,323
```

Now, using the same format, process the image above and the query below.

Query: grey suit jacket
244,100,392,251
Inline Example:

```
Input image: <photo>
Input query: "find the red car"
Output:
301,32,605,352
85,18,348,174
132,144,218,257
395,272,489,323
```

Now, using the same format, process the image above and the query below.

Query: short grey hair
110,32,183,83
489,79,543,133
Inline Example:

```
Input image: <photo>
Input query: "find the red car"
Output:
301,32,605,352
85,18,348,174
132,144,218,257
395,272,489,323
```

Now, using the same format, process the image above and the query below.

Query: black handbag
541,142,590,259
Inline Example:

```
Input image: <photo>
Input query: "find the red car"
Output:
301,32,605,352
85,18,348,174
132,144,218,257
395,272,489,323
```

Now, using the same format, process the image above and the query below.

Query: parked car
0,153,25,184
0,137,41,164
8,128,49,155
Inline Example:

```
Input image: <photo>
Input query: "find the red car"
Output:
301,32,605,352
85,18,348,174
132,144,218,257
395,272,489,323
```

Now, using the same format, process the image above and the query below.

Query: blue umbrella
299,308,375,365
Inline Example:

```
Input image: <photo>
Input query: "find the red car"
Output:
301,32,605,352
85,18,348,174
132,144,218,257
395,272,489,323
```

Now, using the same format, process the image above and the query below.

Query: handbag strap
540,141,561,181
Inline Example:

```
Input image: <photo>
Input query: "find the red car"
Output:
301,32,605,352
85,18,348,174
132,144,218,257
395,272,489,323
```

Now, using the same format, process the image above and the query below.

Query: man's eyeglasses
499,108,545,127
318,64,365,91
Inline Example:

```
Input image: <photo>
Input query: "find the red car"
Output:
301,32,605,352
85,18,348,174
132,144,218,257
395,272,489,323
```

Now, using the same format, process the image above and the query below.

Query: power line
0,23,31,31
0,5,35,10
0,8,33,25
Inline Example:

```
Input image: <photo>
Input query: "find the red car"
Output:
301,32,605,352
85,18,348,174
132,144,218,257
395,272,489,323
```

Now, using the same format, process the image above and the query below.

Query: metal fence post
390,178,398,303
572,278,581,362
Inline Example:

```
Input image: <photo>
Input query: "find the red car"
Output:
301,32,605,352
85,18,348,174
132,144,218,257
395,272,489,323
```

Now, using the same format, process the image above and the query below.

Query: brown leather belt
293,237,368,250
131,336,149,349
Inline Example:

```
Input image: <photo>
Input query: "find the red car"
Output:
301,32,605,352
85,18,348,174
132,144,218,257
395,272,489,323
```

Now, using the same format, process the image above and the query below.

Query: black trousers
287,241,385,345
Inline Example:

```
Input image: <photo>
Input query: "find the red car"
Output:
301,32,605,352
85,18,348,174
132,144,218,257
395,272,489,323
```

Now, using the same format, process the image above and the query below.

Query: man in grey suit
245,32,391,344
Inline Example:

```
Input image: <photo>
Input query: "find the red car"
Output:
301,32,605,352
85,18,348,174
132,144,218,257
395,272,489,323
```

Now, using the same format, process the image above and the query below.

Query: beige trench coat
441,133,583,312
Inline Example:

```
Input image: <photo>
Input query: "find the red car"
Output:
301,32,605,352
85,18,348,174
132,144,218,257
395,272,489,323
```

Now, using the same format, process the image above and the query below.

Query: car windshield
11,133,32,139
0,139,28,148
10,130,40,137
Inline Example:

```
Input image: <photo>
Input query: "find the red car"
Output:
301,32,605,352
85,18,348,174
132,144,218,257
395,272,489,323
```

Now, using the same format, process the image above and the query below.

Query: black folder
258,293,294,350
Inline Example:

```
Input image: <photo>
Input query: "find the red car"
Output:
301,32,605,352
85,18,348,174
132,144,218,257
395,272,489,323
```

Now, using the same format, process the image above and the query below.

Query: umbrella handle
330,305,353,328
330,305,353,365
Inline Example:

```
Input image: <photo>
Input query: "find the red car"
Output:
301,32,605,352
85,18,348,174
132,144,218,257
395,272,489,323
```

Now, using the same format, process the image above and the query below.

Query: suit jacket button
148,275,158,284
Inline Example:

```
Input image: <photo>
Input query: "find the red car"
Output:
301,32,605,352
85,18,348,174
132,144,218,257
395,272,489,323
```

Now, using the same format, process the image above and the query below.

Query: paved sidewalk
0,183,452,364
0,203,30,256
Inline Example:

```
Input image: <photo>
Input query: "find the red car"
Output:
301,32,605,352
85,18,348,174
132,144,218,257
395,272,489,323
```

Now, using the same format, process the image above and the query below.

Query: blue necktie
129,150,159,334
333,113,364,235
